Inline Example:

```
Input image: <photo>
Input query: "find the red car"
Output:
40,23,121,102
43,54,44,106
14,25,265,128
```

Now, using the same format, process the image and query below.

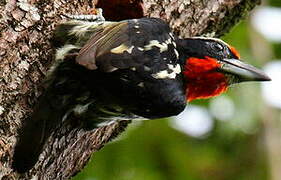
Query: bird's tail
12,92,64,173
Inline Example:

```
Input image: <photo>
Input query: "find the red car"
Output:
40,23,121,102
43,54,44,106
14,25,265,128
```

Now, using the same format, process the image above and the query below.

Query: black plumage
13,16,269,173
13,18,186,172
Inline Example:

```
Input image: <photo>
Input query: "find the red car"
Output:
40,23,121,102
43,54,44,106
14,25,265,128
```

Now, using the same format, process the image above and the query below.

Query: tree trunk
0,0,260,179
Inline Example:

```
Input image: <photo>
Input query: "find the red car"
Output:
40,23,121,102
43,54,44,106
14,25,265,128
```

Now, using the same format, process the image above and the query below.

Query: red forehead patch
229,46,240,59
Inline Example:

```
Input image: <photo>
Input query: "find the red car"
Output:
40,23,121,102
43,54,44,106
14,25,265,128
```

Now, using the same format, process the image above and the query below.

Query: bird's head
176,37,271,102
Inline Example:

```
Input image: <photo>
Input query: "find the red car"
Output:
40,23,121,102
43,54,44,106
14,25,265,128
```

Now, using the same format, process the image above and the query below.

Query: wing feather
75,18,178,73
76,22,131,71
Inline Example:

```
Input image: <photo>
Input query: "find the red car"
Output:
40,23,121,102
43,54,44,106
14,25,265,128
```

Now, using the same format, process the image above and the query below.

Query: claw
63,8,105,21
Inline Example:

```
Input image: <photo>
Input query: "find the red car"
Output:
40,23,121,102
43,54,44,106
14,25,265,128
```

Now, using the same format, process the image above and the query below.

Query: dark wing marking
76,18,178,73
76,21,131,72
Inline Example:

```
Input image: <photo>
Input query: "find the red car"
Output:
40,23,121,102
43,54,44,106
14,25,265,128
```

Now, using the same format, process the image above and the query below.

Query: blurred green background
73,1,281,180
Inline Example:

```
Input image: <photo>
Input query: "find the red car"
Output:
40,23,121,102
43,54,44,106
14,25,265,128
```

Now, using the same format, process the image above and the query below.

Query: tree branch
0,0,260,179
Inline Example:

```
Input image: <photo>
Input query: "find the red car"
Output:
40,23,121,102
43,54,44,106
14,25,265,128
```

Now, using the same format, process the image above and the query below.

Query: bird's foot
63,8,105,22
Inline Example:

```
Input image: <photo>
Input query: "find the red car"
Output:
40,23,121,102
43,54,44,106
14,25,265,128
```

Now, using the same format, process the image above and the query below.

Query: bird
12,16,270,173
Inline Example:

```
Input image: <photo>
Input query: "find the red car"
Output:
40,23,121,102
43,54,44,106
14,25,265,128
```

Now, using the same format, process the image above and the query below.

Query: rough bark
0,0,260,179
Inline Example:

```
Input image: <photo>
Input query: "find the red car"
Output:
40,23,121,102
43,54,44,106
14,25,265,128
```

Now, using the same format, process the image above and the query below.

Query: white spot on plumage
169,32,175,40
69,21,100,36
144,66,151,71
137,47,144,51
151,64,181,79
134,25,140,28
152,70,176,79
131,67,136,71
168,64,181,74
110,44,134,54
144,40,168,52
55,44,80,60
136,31,141,34
126,46,134,54
73,103,91,115
121,78,129,82
165,38,172,44
137,82,144,87
68,20,112,36
174,49,179,58
108,67,119,72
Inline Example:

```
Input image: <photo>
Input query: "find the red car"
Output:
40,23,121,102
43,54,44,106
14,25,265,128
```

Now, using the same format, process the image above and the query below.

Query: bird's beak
218,58,271,82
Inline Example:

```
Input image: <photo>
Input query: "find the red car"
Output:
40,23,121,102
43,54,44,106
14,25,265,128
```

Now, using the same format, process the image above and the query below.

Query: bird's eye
213,43,224,51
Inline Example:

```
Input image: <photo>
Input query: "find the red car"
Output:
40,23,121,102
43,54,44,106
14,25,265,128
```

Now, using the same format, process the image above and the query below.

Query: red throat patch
184,57,228,102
